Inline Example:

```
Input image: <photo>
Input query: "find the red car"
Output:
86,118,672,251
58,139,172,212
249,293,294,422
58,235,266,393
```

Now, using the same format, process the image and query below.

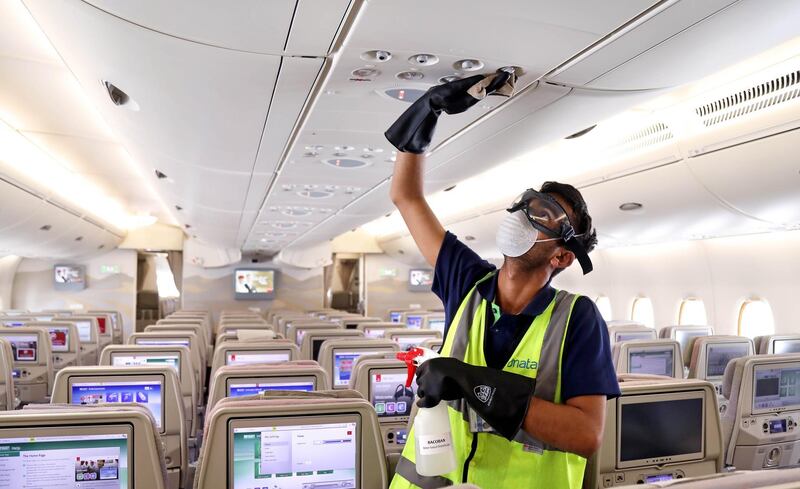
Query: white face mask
496,211,538,258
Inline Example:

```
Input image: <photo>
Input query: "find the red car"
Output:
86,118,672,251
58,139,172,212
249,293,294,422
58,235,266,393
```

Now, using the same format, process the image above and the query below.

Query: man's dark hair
540,181,598,254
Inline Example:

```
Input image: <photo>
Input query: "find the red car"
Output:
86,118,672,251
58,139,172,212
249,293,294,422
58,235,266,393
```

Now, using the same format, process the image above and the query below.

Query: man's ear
551,248,575,270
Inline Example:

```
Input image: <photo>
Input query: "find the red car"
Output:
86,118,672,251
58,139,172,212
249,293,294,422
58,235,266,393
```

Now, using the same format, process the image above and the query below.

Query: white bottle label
418,433,453,455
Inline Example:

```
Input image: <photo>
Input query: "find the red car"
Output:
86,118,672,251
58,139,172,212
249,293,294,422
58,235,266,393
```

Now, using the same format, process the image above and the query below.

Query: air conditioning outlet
607,122,675,157
694,69,800,127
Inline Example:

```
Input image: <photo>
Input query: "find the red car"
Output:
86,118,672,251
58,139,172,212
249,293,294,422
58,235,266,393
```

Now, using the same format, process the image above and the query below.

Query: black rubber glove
416,357,536,440
384,70,512,154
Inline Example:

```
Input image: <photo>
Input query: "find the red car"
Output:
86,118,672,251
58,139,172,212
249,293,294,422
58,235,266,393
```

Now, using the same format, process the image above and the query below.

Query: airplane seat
759,335,800,355
69,315,112,351
194,390,387,489
87,310,123,344
583,377,723,488
0,327,54,403
317,339,400,390
721,353,800,470
210,340,300,378
349,354,417,480
215,330,285,344
99,345,199,448
389,329,444,351
205,360,329,413
0,339,16,410
420,338,444,352
607,324,657,344
150,322,212,365
2,403,169,488
59,318,101,366
300,329,365,361
129,331,205,406
24,322,81,371
754,336,770,354
357,321,404,338
689,336,755,415
51,365,189,489
612,339,685,378
286,321,343,347
216,323,275,339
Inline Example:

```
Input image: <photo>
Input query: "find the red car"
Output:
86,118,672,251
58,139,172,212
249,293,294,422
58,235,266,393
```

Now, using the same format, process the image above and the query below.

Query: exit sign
100,265,120,274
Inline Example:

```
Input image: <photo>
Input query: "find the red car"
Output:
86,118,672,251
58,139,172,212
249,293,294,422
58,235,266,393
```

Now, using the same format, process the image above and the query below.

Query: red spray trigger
397,347,426,388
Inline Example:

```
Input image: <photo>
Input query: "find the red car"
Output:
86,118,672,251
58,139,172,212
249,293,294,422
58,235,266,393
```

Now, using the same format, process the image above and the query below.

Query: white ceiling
3,0,800,260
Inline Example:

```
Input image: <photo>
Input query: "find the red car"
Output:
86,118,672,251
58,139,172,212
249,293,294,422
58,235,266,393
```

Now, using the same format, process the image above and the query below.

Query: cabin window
594,295,612,321
630,297,655,328
738,299,775,338
678,298,707,326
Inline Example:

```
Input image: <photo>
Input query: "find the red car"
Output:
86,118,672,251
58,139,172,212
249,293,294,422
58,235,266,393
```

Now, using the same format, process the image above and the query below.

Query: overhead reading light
363,147,383,153
324,158,370,169
383,88,427,103
271,222,297,229
352,68,380,78
102,81,139,111
454,59,484,72
361,50,392,62
565,125,597,139
409,54,439,66
439,75,461,84
334,145,355,151
397,71,425,81
305,145,324,151
298,189,334,199
303,151,319,158
619,202,644,211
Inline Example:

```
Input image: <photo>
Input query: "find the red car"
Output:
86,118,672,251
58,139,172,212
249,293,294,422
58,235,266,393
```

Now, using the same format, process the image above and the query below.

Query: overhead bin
550,0,800,90
80,0,352,55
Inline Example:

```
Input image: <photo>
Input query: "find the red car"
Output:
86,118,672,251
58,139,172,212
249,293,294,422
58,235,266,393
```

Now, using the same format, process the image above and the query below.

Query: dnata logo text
506,358,538,370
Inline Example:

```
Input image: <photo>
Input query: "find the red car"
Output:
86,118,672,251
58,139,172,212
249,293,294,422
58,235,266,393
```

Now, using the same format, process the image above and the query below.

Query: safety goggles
507,189,594,274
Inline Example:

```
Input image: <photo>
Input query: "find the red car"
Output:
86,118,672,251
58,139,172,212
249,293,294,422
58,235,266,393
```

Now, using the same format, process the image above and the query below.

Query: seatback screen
2,335,38,362
49,327,69,352
389,312,402,323
227,379,315,397
71,380,163,429
706,343,749,378
675,329,710,359
230,419,357,489
620,397,703,464
333,349,393,387
753,365,800,412
406,316,423,329
0,430,130,488
615,331,655,343
628,348,674,377
428,320,446,334
111,354,179,373
370,371,417,422
225,351,289,366
774,340,800,355
364,328,386,339
312,339,327,362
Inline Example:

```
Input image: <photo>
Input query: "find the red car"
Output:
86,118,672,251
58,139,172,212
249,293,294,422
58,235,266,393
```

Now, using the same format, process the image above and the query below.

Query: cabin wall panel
181,260,324,324
10,249,137,337
0,256,22,310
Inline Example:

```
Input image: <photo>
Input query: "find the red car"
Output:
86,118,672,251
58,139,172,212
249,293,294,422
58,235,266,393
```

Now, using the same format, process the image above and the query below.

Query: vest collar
477,269,556,318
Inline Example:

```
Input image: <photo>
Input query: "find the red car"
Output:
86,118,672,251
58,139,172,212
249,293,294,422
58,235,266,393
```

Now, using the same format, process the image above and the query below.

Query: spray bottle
397,347,457,476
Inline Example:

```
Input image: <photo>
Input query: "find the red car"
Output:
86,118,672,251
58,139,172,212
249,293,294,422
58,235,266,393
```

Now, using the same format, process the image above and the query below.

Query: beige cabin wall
364,254,442,321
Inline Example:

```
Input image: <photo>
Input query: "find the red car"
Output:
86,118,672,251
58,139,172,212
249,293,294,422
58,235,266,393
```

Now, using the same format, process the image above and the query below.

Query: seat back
0,339,16,410
420,338,444,351
318,339,400,389
1,404,167,489
612,339,684,378
0,327,54,402
388,329,443,351
759,335,800,355
350,355,415,455
584,376,723,488
52,365,187,489
607,324,657,344
24,321,81,371
422,314,446,334
660,325,715,369
721,353,800,469
206,361,328,413
287,321,342,346
147,323,212,368
216,322,274,338
689,336,754,416
340,316,381,329
274,313,311,335
129,332,205,401
357,322,403,338
194,391,387,489
69,315,112,350
87,309,124,344
301,330,365,361
99,345,198,437
57,318,100,365
210,340,300,377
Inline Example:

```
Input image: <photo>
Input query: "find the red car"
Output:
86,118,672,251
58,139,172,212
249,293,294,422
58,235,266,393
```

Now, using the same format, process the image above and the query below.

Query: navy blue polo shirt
432,231,620,401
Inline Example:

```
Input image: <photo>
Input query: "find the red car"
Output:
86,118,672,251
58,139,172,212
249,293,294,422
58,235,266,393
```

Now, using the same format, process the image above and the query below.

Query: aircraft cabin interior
0,0,799,488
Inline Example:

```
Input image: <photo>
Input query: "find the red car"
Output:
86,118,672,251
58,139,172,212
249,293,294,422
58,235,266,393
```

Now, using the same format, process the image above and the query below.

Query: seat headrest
236,329,275,341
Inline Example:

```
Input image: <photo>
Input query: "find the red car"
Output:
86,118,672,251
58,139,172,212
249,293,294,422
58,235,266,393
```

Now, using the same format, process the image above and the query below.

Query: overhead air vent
607,122,674,156
695,70,800,127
